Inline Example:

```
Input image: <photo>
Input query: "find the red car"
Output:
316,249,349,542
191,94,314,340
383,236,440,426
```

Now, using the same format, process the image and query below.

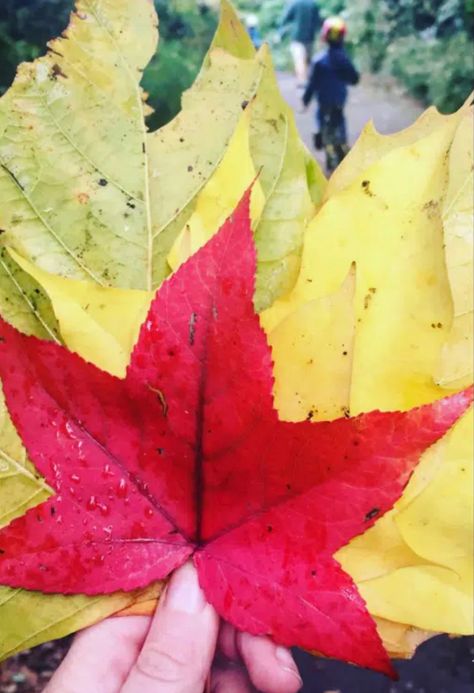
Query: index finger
122,562,219,693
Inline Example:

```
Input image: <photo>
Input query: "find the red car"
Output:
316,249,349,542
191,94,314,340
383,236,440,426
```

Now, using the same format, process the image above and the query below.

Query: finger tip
238,633,303,693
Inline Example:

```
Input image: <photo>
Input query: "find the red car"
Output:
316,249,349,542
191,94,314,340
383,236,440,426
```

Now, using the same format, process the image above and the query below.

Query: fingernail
165,562,207,614
275,646,302,682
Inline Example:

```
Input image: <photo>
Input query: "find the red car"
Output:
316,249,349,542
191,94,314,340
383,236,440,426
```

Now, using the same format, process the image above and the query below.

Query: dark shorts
317,105,348,145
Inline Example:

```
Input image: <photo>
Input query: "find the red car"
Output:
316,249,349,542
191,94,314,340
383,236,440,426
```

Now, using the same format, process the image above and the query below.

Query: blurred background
0,1,473,691
1,0,473,128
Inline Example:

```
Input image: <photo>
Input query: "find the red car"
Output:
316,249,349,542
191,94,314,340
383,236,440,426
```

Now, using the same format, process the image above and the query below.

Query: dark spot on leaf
98,178,108,187
423,200,439,219
311,569,317,576
361,180,374,197
188,312,198,346
51,63,67,80
127,201,136,210
266,117,279,132
286,483,292,491
241,100,250,110
364,292,374,310
267,525,273,533
187,165,194,173
365,507,381,521
0,336,4,343
0,548,4,555
0,229,5,236
50,506,56,516
342,351,348,356
306,410,314,421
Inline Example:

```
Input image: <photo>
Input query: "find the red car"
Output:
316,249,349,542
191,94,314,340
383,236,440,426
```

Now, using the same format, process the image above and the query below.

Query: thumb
122,562,219,693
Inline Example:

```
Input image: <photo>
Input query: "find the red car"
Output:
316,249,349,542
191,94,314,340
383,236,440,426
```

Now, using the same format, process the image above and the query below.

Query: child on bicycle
302,17,359,173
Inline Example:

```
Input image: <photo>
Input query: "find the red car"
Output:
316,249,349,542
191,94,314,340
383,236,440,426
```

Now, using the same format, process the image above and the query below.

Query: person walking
302,16,359,173
280,0,321,87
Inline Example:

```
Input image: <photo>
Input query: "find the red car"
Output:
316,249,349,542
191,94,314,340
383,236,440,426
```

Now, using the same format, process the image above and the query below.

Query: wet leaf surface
0,193,471,674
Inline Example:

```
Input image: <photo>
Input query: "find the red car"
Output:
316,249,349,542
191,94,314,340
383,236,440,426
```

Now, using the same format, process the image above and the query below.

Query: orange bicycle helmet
321,16,347,43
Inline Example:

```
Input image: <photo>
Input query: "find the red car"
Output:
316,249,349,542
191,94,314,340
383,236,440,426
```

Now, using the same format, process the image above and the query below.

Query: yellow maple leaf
262,102,473,640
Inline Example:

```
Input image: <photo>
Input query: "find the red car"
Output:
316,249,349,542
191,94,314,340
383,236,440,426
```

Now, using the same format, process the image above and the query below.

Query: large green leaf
0,0,325,307
0,0,269,291
250,67,319,310
149,46,265,281
0,0,158,289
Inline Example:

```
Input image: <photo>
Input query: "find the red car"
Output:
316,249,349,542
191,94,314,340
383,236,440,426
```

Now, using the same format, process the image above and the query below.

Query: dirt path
278,71,425,166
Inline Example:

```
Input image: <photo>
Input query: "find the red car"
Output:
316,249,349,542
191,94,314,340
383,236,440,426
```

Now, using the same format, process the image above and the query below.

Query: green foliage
1,0,471,121
0,0,216,127
234,0,473,111
145,1,216,128
0,1,68,95
346,0,474,111
385,32,474,112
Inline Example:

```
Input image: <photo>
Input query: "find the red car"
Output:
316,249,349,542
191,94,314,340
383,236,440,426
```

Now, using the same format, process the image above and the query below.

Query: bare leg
290,41,307,86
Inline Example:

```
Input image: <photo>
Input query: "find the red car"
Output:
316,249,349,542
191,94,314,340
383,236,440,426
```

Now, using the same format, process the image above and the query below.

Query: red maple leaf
0,192,471,675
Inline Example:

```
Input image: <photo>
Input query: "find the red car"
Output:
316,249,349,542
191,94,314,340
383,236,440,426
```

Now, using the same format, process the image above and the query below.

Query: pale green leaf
0,0,158,289
0,585,161,661
0,388,51,530
0,248,59,341
0,0,265,292
208,0,255,60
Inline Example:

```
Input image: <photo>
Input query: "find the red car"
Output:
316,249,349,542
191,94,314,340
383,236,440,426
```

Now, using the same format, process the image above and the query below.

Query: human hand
45,562,303,693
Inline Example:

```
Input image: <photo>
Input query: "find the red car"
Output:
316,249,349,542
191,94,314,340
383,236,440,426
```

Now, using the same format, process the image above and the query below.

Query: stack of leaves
0,0,472,675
